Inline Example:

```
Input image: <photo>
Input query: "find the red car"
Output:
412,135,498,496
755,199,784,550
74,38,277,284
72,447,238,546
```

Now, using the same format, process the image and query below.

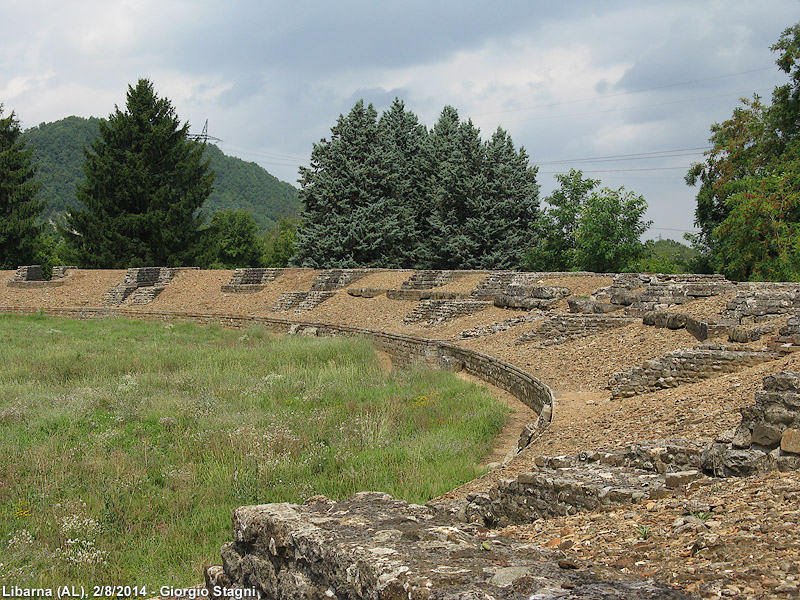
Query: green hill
22,116,300,231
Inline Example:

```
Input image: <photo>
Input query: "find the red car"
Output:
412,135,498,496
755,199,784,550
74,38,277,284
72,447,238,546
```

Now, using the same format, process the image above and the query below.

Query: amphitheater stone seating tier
7,265,77,288
221,268,284,292
725,283,800,323
103,267,188,306
516,314,637,347
272,290,336,312
402,298,493,326
608,345,781,398
310,268,378,291
400,269,472,289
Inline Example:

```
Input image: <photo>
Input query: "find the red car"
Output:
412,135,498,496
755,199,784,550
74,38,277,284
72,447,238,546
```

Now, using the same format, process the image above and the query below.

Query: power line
469,66,778,117
650,226,700,233
497,87,772,124
539,166,691,174
535,146,710,165
222,142,308,162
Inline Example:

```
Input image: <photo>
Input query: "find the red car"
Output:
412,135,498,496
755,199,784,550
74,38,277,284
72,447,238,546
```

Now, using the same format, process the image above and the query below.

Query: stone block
220,492,685,599
567,298,620,314
665,470,703,489
763,371,800,392
781,428,800,454
686,317,709,341
752,423,783,448
731,425,752,449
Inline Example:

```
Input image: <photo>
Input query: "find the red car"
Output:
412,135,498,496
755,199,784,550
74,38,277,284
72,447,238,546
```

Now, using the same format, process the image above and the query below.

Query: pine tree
293,100,382,267
372,98,431,267
0,105,43,269
427,107,486,269
293,100,540,270
64,79,214,268
478,127,539,269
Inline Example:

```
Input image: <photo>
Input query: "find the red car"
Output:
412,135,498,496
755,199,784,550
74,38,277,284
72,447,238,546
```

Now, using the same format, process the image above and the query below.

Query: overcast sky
3,1,798,241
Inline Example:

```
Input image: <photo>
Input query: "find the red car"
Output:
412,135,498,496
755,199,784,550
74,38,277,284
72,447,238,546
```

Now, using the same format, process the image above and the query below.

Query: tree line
9,20,800,280
293,99,653,272
2,79,658,274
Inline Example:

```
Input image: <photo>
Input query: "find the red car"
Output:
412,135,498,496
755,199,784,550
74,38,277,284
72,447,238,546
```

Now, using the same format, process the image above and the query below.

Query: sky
2,1,799,241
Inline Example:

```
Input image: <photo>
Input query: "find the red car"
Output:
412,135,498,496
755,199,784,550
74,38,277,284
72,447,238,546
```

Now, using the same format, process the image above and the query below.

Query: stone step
272,290,335,312
403,299,492,326
400,269,472,290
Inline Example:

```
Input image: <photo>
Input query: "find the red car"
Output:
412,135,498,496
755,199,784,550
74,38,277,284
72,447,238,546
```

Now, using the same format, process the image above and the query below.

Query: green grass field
0,314,507,588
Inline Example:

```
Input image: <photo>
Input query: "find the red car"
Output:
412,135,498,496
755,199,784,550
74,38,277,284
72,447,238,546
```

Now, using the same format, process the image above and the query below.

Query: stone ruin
221,268,284,292
213,492,688,600
400,269,470,290
494,284,571,310
103,267,189,306
595,273,733,314
209,372,800,599
444,372,800,530
272,269,381,313
13,265,43,281
724,282,800,323
403,298,494,327
312,268,378,291
7,265,76,288
608,344,780,399
516,314,637,348
703,371,800,476
272,290,335,313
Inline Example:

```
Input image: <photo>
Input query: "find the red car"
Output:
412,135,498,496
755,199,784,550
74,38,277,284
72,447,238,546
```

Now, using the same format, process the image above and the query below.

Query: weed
636,524,653,540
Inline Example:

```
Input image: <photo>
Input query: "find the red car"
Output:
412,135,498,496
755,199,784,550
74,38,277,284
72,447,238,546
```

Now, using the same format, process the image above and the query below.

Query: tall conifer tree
64,79,214,267
372,99,432,267
293,100,381,267
479,127,540,269
0,106,43,269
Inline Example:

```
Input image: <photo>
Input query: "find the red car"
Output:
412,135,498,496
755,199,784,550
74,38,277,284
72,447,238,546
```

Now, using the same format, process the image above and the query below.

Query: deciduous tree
198,209,264,269
687,23,800,275
574,186,651,273
525,169,599,271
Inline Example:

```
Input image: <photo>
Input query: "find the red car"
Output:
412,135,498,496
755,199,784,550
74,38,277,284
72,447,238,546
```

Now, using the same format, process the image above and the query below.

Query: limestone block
781,428,800,454
752,423,783,448
731,425,752,449
220,492,685,599
665,470,703,489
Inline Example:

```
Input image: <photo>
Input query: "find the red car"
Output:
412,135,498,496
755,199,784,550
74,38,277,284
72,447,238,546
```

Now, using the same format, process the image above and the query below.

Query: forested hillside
22,116,300,231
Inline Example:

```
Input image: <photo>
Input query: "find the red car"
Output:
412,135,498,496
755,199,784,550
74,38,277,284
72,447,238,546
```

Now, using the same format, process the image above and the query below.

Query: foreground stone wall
217,491,687,600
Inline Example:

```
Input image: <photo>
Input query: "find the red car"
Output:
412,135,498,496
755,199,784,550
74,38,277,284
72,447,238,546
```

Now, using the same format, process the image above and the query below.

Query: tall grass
0,314,507,588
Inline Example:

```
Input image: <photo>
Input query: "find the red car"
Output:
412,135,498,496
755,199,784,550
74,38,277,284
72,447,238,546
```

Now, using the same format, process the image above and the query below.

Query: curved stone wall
0,304,554,427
